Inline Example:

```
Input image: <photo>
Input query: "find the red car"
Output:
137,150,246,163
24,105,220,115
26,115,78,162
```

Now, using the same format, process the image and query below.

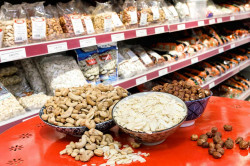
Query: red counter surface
0,96,249,166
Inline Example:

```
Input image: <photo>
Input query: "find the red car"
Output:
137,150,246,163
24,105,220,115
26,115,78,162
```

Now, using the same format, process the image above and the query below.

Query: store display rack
113,36,250,89
0,12,249,64
237,88,250,100
202,59,250,89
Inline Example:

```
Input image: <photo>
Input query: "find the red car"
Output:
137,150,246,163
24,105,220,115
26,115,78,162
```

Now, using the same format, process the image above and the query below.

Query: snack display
122,0,138,29
18,93,51,110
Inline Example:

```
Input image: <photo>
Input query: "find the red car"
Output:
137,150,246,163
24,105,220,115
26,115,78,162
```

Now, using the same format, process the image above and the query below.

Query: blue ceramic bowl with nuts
181,91,213,127
39,107,115,137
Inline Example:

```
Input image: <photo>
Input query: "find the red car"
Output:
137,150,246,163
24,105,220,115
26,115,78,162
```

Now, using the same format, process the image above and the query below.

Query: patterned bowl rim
184,91,213,103
39,106,113,129
112,92,188,134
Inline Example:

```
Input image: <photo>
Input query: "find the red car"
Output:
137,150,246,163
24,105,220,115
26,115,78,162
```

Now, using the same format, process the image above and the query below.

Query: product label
99,54,112,61
155,27,164,34
111,33,124,42
80,37,97,47
151,6,160,20
136,76,147,85
148,50,161,58
140,11,147,26
140,53,152,65
168,6,178,17
136,29,147,37
112,13,123,27
86,58,97,66
0,48,26,62
158,68,168,76
104,15,113,32
83,16,95,34
127,50,139,62
14,19,28,42
47,42,68,53
31,17,46,39
70,15,84,35
129,10,138,24
0,85,11,101
162,7,171,19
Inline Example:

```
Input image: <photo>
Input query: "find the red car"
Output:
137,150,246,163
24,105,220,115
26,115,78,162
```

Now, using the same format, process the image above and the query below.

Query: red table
0,96,250,166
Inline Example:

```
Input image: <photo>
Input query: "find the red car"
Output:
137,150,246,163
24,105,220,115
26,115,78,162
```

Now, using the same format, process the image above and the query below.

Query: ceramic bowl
181,91,213,127
112,92,188,145
39,107,115,137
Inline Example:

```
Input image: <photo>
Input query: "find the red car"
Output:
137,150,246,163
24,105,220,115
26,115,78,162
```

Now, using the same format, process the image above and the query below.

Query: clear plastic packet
112,0,124,24
137,0,149,27
122,0,138,29
34,54,87,95
76,49,101,85
173,0,190,21
132,45,155,67
57,0,86,37
158,0,177,24
0,83,26,121
75,0,95,35
1,3,28,47
165,1,179,23
0,9,3,48
117,52,136,79
97,44,118,84
20,58,47,94
145,48,166,65
146,0,162,25
92,2,114,33
45,5,64,41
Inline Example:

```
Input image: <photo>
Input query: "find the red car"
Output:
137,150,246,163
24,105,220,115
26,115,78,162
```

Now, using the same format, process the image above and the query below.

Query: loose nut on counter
41,84,128,128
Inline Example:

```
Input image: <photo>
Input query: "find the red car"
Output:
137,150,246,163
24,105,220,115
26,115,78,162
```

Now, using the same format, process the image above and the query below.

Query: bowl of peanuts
112,92,188,145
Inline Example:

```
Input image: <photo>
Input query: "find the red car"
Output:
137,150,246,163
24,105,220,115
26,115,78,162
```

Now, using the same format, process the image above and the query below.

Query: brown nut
197,139,206,146
213,136,221,144
94,149,104,156
215,144,222,149
235,137,243,144
191,134,198,141
224,140,234,149
211,127,218,133
206,132,213,138
209,142,215,149
223,125,232,131
217,140,224,147
214,132,222,138
217,148,224,155
212,152,222,159
202,142,209,148
200,134,208,141
239,141,249,150
131,142,141,149
208,148,216,155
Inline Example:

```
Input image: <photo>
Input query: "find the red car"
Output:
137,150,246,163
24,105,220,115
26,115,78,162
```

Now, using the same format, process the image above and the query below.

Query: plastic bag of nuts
45,5,64,41
76,49,101,85
137,0,149,27
122,0,138,29
57,1,86,37
132,45,155,68
146,0,162,25
160,0,179,24
1,3,28,47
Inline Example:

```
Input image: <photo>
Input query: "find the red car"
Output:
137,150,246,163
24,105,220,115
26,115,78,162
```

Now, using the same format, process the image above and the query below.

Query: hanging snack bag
1,3,28,47
165,1,179,23
146,0,161,25
76,49,101,85
97,44,118,84
132,45,155,67
92,2,114,33
173,0,190,21
23,2,47,42
112,0,126,31
57,0,86,37
122,0,138,29
145,48,166,65
137,0,149,27
45,5,64,41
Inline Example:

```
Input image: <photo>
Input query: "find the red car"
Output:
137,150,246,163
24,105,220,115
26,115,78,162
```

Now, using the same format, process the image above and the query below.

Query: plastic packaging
132,46,155,67
20,58,47,94
18,93,51,110
57,1,86,37
187,0,207,19
173,0,190,21
146,0,161,25
122,0,138,29
159,0,179,24
23,2,47,42
76,49,101,85
98,44,118,84
35,54,87,95
0,83,26,121
0,29,3,48
1,3,28,47
137,0,149,27
145,49,166,65
45,5,64,41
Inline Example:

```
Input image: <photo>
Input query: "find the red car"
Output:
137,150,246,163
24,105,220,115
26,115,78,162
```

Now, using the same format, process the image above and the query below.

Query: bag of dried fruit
45,5,64,41
159,0,179,24
1,2,28,47
122,0,138,29
57,0,86,37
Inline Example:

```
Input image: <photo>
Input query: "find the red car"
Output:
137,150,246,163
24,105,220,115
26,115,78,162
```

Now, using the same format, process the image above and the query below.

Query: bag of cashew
76,49,101,85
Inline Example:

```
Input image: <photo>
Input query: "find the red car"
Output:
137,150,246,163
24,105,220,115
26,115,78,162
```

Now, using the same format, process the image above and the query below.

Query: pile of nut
60,128,149,164
0,21,15,47
46,18,64,40
191,125,249,159
41,84,128,128
152,80,211,101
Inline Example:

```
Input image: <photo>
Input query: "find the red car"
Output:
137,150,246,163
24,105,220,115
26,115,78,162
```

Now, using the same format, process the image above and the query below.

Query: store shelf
0,110,39,134
202,60,250,89
0,12,249,63
169,12,250,32
112,36,250,89
237,88,250,100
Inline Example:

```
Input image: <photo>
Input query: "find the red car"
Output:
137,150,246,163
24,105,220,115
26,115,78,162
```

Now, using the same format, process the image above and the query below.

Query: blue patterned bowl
39,107,115,137
181,91,213,127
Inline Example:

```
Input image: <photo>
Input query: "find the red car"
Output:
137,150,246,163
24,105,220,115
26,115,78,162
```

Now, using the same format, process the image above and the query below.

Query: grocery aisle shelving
0,12,249,63
237,88,250,100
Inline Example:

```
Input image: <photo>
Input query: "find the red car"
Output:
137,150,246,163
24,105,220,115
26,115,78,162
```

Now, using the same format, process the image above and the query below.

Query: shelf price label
177,24,186,30
47,42,68,53
0,48,26,62
191,57,199,64
136,29,147,37
111,33,125,42
198,21,205,26
218,48,224,53
136,76,147,85
158,68,168,76
80,37,97,47
209,82,215,89
209,19,215,24
231,43,235,49
155,27,164,34
230,16,235,21
217,18,223,23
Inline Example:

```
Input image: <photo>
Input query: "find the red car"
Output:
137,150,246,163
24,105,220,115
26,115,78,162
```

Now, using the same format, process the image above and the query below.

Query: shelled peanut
41,84,128,128
59,14,75,34
46,18,64,40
